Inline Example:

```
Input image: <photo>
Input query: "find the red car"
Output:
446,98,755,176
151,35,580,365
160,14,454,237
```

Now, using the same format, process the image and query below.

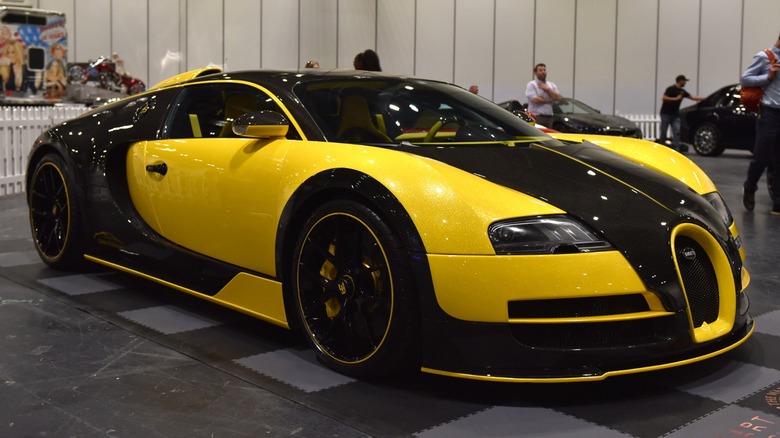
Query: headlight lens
488,216,613,254
703,192,733,228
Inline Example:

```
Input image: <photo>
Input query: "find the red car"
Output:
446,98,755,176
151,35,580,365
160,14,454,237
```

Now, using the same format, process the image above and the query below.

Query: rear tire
292,200,419,378
692,123,724,156
28,154,85,269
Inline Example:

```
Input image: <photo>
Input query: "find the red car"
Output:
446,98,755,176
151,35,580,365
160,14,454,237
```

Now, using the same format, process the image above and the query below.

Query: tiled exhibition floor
1,150,780,437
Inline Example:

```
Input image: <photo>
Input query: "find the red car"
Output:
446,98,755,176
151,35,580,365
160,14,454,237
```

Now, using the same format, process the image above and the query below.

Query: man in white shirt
525,63,561,128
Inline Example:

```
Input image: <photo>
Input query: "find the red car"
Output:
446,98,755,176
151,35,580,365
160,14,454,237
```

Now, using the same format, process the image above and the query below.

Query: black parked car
498,98,642,138
680,84,757,156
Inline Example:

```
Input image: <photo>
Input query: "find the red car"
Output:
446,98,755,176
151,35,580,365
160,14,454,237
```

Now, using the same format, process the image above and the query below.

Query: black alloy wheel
28,154,84,269
693,123,724,156
293,200,419,378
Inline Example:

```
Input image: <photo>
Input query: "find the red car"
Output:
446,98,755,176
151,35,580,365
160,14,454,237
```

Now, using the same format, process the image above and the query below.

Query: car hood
397,139,737,311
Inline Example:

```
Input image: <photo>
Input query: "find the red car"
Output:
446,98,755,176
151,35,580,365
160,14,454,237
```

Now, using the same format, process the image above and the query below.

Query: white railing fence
0,105,87,196
0,107,664,197
621,114,663,141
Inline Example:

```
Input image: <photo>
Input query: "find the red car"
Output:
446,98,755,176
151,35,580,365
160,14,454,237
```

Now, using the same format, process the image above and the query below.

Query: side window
163,83,301,140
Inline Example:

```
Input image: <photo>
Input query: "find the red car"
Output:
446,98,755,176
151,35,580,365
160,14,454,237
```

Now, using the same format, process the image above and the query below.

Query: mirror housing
233,111,289,138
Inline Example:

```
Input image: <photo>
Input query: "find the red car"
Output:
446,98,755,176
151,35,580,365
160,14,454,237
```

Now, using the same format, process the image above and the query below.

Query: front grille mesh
675,236,719,326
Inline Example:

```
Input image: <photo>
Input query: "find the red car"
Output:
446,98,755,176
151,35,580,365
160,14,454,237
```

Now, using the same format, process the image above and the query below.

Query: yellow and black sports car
26,68,753,382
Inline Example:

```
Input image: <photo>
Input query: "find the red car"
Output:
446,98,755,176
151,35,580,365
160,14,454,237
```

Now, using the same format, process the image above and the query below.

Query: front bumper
415,233,752,382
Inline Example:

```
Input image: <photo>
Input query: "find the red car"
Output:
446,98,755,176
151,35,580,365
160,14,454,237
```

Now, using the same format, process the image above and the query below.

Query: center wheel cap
336,275,355,297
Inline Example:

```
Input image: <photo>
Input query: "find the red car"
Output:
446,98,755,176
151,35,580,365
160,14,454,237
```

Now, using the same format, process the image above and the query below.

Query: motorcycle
67,56,145,95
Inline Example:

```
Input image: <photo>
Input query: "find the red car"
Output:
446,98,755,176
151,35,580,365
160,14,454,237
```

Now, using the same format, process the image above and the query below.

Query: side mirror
232,110,289,138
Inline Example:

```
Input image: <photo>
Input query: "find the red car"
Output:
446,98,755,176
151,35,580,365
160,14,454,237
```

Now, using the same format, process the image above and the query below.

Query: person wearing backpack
741,33,780,215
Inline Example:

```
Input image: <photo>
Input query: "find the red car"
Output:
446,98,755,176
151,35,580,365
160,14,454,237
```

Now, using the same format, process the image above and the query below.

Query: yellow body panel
279,141,566,255
428,250,659,322
149,67,223,90
127,138,289,275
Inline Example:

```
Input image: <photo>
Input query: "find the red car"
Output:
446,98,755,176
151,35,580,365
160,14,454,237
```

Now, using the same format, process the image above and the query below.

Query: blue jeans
744,105,780,206
659,114,682,151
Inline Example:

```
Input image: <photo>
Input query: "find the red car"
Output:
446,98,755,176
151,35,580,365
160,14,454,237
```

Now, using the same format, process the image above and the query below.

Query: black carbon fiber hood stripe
397,140,732,311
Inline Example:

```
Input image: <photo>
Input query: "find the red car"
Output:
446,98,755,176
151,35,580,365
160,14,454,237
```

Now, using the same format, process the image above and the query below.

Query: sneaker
743,189,755,211
772,205,780,216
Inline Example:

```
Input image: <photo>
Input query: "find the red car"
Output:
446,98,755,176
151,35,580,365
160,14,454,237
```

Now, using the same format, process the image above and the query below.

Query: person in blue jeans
741,34,780,215
659,75,703,152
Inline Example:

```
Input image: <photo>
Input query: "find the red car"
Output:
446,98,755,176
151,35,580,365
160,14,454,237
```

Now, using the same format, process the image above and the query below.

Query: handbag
741,49,776,112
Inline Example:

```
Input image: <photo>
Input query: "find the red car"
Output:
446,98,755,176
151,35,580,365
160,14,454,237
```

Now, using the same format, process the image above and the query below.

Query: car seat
336,94,392,143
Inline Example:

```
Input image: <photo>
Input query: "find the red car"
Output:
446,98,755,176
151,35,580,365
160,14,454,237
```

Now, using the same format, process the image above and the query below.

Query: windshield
554,98,600,115
294,78,558,146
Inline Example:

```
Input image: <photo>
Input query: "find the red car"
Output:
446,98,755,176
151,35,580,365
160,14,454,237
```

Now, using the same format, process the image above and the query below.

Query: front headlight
703,192,734,228
488,215,614,254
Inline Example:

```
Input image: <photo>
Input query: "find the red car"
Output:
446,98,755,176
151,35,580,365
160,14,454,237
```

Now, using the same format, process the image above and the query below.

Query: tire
692,123,725,156
67,65,86,83
292,200,419,378
28,154,85,269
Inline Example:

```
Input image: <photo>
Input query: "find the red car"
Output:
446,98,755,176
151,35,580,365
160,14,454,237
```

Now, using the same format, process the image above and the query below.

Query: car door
127,82,298,275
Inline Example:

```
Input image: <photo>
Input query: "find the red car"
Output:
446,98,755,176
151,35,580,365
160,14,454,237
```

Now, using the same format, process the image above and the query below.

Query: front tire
692,123,724,156
293,200,419,378
28,154,85,269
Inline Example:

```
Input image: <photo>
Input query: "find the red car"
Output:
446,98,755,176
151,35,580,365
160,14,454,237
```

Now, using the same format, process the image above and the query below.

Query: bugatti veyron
26,68,753,382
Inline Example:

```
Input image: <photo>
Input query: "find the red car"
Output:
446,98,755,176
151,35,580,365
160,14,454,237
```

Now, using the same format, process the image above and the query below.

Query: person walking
658,75,703,153
741,33,780,215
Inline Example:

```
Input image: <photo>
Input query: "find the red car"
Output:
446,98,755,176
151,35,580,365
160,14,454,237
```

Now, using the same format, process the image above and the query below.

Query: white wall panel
698,0,741,95
148,0,181,87
261,0,298,69
656,0,700,110
614,0,658,115
573,0,616,114
300,0,337,70
22,0,780,119
111,0,147,83
186,0,223,69
534,0,575,98
224,0,261,71
377,0,414,75
493,0,534,104
742,0,780,72
337,0,377,69
415,0,455,82
454,0,494,99
73,0,110,62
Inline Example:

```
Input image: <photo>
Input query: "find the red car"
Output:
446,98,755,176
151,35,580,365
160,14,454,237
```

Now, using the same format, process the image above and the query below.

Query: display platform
1,151,780,437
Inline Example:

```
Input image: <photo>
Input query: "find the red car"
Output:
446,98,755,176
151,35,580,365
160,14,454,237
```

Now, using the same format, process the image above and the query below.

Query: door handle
145,162,168,176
